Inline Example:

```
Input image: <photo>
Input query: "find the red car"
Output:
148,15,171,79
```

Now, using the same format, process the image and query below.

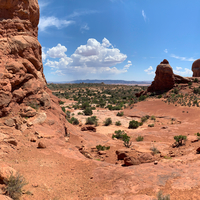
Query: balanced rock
148,59,190,93
192,59,200,77
148,59,175,92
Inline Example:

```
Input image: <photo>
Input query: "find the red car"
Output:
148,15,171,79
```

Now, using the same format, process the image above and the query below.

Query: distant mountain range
48,79,152,85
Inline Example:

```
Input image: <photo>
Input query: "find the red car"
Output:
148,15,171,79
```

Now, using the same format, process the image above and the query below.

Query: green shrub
157,94,162,99
68,117,79,125
59,101,65,105
86,116,98,126
4,172,28,200
194,78,199,83
188,82,192,86
141,115,150,123
78,112,83,115
81,101,90,109
116,111,124,116
136,135,143,142
104,118,112,126
197,132,200,136
112,130,125,139
148,124,154,127
61,106,66,113
96,145,110,151
115,121,121,126
150,146,160,155
66,111,71,119
112,130,131,148
139,95,146,101
174,135,187,146
83,107,93,116
150,115,156,121
129,120,142,129
157,191,170,200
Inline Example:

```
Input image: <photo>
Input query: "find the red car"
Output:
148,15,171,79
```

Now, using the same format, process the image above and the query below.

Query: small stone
154,161,158,165
38,142,46,149
98,151,106,155
4,118,15,127
4,138,17,146
30,138,36,142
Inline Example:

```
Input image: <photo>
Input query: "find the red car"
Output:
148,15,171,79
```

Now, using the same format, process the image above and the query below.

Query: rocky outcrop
148,59,190,93
0,1,67,137
147,59,175,92
192,59,200,77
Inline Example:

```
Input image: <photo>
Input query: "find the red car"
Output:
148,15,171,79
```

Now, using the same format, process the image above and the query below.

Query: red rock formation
148,59,190,93
192,59,200,77
0,0,67,137
147,59,175,92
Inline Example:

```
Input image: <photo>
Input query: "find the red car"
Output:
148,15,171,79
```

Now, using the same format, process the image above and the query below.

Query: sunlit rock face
0,0,49,116
147,59,175,92
192,59,200,77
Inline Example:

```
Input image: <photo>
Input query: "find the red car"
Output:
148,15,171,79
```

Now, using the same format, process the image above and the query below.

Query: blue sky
38,0,200,82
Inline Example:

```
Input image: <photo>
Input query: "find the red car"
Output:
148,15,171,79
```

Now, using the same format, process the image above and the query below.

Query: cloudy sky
38,0,200,82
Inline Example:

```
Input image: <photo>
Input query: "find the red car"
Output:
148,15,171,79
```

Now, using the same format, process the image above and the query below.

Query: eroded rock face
192,59,200,77
0,0,68,139
148,59,175,92
0,0,48,116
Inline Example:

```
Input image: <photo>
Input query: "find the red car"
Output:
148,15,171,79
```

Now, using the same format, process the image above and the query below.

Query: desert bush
78,112,83,115
66,111,71,119
61,106,66,113
139,95,146,101
96,145,110,151
194,78,199,83
151,115,156,121
59,101,65,105
156,190,170,200
83,107,93,116
115,121,121,126
148,124,154,127
104,118,112,126
86,116,98,126
116,111,124,116
174,135,187,146
112,130,131,147
68,117,79,125
81,101,90,109
141,115,150,123
157,94,162,99
150,146,160,155
129,120,142,129
188,82,192,86
4,172,28,200
136,135,143,142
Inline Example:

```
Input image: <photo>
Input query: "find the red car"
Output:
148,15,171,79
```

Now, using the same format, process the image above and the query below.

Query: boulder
192,59,200,77
124,156,140,166
81,126,96,132
38,142,46,149
0,163,17,182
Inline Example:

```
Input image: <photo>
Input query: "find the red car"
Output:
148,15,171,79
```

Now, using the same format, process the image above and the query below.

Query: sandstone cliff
0,0,67,136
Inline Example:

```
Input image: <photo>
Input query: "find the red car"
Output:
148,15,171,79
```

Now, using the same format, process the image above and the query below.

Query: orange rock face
192,59,200,77
0,0,67,138
0,0,47,116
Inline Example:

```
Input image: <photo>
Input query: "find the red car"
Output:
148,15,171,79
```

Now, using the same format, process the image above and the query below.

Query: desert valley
1,0,200,200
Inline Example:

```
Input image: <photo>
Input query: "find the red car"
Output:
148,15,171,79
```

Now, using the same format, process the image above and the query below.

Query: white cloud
80,23,90,33
164,49,168,53
170,54,196,62
142,10,146,22
67,10,99,19
173,67,192,76
38,0,50,11
47,44,67,58
44,38,128,77
42,47,47,62
39,16,75,31
144,66,154,75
